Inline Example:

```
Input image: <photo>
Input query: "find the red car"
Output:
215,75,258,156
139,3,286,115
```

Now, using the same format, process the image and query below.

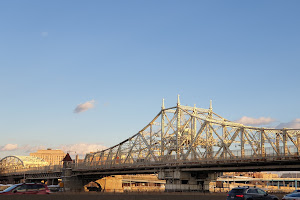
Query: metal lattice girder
0,156,48,171
84,98,300,167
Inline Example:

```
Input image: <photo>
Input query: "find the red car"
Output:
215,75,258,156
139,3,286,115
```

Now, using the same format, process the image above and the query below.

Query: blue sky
0,1,299,158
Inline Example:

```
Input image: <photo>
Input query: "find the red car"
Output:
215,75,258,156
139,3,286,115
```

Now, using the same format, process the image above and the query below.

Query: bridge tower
176,95,181,160
158,98,218,192
62,153,83,192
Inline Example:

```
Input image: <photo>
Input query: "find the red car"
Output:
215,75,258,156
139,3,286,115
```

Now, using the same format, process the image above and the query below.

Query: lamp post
296,173,298,190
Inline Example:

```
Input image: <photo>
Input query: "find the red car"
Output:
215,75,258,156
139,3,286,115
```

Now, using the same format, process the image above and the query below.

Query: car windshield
229,189,244,195
2,185,19,192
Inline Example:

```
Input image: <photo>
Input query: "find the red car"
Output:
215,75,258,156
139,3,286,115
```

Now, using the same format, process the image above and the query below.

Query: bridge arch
0,156,49,171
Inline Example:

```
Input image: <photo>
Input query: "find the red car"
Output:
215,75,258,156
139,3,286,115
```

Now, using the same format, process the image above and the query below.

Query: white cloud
74,100,96,113
0,144,46,153
1,144,18,151
276,119,300,129
59,143,106,158
41,32,48,37
235,116,276,126
20,145,47,153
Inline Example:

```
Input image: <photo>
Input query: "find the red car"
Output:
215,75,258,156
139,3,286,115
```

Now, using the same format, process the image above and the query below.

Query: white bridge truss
85,97,300,167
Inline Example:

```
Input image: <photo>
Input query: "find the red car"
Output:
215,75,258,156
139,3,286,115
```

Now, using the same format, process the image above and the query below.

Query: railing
1,164,63,176
75,145,299,171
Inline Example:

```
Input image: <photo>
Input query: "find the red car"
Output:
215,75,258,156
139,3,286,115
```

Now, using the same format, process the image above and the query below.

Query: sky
0,0,299,158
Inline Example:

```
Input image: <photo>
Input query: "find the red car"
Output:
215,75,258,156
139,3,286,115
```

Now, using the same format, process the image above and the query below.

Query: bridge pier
63,175,83,192
62,153,84,192
158,169,218,192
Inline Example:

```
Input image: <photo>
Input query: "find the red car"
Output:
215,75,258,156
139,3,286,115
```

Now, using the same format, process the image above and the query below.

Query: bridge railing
73,145,300,171
0,164,63,176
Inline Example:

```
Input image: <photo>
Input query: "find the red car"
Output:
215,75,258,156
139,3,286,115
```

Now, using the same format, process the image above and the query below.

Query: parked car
47,184,60,192
282,192,300,200
227,186,279,200
0,183,50,195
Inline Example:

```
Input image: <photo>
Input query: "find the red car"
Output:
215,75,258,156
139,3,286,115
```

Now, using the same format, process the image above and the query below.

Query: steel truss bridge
1,97,300,191
84,97,300,167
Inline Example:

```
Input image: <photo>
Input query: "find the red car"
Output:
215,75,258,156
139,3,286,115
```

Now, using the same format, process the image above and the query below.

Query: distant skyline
0,1,299,158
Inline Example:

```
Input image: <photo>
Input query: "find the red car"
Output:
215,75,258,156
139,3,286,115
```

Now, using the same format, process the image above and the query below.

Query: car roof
232,186,252,189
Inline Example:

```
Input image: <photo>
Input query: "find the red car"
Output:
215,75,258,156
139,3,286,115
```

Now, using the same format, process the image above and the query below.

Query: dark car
282,192,300,200
227,186,279,200
0,183,50,195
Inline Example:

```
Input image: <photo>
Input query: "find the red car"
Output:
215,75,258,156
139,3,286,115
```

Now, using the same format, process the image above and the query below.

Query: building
84,175,166,192
30,149,65,166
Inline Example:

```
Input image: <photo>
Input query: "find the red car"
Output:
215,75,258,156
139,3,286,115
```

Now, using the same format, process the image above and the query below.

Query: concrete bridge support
62,157,84,192
63,175,83,192
158,169,219,192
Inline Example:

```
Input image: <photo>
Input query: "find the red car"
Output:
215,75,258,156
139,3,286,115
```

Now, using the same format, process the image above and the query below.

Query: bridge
1,96,300,192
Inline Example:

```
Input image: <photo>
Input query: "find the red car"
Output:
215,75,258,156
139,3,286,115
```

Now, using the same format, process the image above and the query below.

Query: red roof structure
62,153,72,162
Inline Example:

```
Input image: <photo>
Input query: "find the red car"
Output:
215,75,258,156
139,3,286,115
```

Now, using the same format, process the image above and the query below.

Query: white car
282,193,300,200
